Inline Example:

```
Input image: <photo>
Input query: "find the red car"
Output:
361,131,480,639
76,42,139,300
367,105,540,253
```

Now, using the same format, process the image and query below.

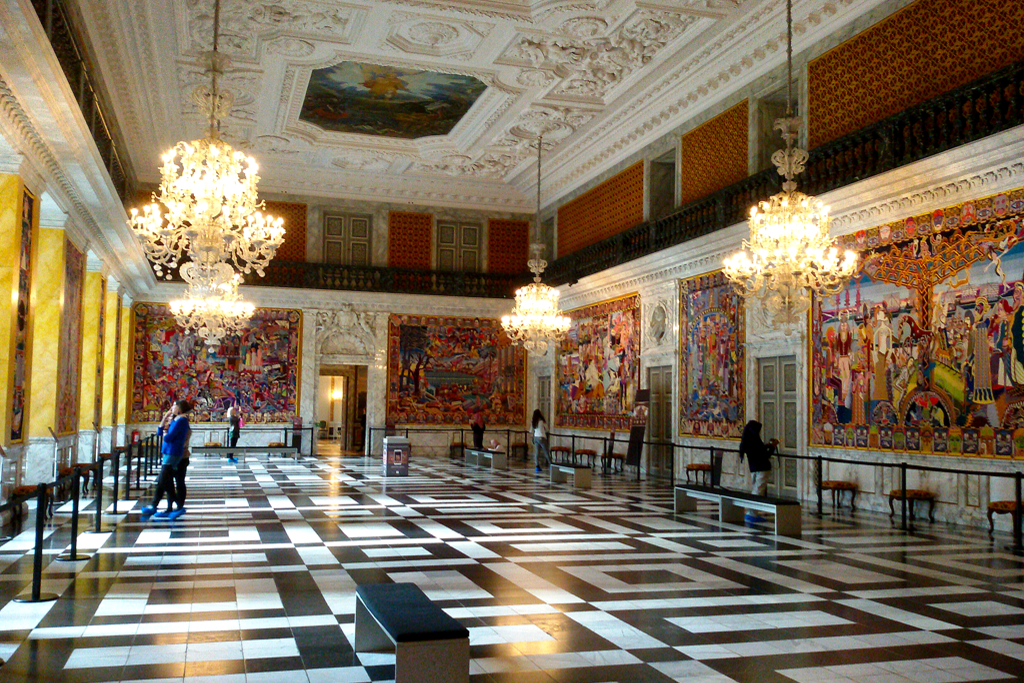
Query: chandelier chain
721,0,858,334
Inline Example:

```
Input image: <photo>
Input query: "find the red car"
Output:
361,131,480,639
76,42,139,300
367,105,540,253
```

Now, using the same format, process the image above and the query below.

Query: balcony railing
546,58,1024,286
30,0,133,202
249,261,524,299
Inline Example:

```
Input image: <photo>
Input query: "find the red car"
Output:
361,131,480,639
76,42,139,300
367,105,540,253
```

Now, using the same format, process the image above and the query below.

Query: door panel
647,365,673,479
758,355,798,497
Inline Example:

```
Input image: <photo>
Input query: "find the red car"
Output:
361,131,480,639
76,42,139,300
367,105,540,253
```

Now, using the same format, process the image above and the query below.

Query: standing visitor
738,420,777,496
141,400,191,520
226,405,241,464
471,412,486,450
738,419,778,524
532,409,550,472
169,424,192,520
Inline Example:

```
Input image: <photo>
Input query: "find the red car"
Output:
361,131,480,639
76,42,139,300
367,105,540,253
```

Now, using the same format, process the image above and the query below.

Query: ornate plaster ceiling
76,0,877,211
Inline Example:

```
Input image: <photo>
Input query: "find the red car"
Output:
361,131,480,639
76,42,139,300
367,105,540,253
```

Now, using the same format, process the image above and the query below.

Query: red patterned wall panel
808,0,1024,149
557,162,644,258
487,219,529,274
264,200,307,262
679,100,749,207
389,211,433,270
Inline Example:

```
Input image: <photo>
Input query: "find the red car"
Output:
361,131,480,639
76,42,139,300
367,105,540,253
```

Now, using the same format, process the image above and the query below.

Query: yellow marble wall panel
101,288,118,428
78,272,102,431
0,174,20,443
117,301,130,425
28,228,64,437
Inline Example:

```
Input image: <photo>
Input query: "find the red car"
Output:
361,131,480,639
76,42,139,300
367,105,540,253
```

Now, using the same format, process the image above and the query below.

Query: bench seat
550,463,591,489
355,583,469,683
464,448,507,470
674,484,802,537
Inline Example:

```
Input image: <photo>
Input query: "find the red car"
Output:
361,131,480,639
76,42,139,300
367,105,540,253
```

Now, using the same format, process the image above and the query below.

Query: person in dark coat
738,420,778,496
471,412,486,450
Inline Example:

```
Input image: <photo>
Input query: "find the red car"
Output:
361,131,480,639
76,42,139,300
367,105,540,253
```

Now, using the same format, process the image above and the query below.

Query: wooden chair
685,463,712,485
987,500,1020,536
449,442,466,459
509,441,527,461
821,480,858,511
550,446,571,465
888,488,935,522
575,449,597,468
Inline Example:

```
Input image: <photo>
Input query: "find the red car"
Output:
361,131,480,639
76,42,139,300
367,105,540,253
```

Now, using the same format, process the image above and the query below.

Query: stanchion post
14,483,59,602
900,463,909,532
111,449,120,515
93,457,104,533
1014,470,1022,554
56,472,90,562
816,455,823,517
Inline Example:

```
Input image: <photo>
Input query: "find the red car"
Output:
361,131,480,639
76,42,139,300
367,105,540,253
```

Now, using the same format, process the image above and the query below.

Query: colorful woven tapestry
679,272,745,438
131,305,301,423
386,315,525,426
556,294,641,430
812,188,1024,457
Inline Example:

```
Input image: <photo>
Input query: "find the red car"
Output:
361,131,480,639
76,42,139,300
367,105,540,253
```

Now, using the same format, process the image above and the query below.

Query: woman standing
532,409,550,472
471,412,486,450
226,405,241,464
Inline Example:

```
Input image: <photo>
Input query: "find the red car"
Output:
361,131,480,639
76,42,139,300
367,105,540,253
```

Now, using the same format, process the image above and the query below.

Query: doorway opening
319,365,368,453
647,365,674,480
649,150,677,220
757,355,798,497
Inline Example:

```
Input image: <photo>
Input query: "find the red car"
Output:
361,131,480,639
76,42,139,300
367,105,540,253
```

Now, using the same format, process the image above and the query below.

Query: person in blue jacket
140,399,191,521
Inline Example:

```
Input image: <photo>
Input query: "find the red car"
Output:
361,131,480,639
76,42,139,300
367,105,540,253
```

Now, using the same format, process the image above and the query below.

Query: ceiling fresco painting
300,61,488,139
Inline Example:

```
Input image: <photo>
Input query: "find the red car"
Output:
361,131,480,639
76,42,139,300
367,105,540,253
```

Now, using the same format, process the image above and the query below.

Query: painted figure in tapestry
10,190,34,443
131,306,300,423
556,295,640,430
811,188,1024,456
386,316,525,425
680,273,745,438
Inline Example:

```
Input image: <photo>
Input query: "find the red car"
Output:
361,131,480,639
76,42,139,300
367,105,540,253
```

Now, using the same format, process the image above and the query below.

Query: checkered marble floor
0,448,1020,682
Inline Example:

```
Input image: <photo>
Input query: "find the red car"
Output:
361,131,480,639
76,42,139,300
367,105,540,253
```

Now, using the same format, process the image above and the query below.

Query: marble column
26,220,66,484
77,266,104,462
100,278,120,452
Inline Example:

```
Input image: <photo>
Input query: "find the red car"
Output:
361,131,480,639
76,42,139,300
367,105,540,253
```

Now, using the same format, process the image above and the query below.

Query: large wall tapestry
9,189,34,443
679,272,745,438
811,188,1024,457
56,238,85,436
386,315,525,425
556,294,641,430
131,305,301,423
300,61,487,139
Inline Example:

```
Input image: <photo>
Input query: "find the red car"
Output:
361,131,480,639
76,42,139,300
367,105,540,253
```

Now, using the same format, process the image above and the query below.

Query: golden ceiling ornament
722,0,857,333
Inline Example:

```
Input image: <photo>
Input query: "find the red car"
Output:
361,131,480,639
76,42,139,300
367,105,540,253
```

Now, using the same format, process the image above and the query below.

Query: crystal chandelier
170,261,254,348
129,0,284,282
501,136,572,354
723,0,856,333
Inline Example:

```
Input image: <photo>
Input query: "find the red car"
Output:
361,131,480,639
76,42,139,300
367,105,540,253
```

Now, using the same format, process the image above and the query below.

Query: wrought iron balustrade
29,0,133,202
546,58,1024,286
249,261,523,299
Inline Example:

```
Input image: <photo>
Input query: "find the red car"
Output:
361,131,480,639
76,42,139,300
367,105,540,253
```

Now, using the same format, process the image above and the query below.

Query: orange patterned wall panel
264,200,307,262
389,211,433,270
679,100,749,207
808,0,1024,149
487,219,529,274
557,161,644,258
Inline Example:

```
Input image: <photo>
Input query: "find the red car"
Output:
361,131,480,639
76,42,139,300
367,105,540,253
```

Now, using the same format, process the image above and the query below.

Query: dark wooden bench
675,484,802,537
355,583,469,683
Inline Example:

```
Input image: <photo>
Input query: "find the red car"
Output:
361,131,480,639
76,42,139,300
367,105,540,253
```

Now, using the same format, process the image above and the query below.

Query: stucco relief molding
830,162,1024,234
314,307,381,356
544,0,859,195
0,77,116,260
